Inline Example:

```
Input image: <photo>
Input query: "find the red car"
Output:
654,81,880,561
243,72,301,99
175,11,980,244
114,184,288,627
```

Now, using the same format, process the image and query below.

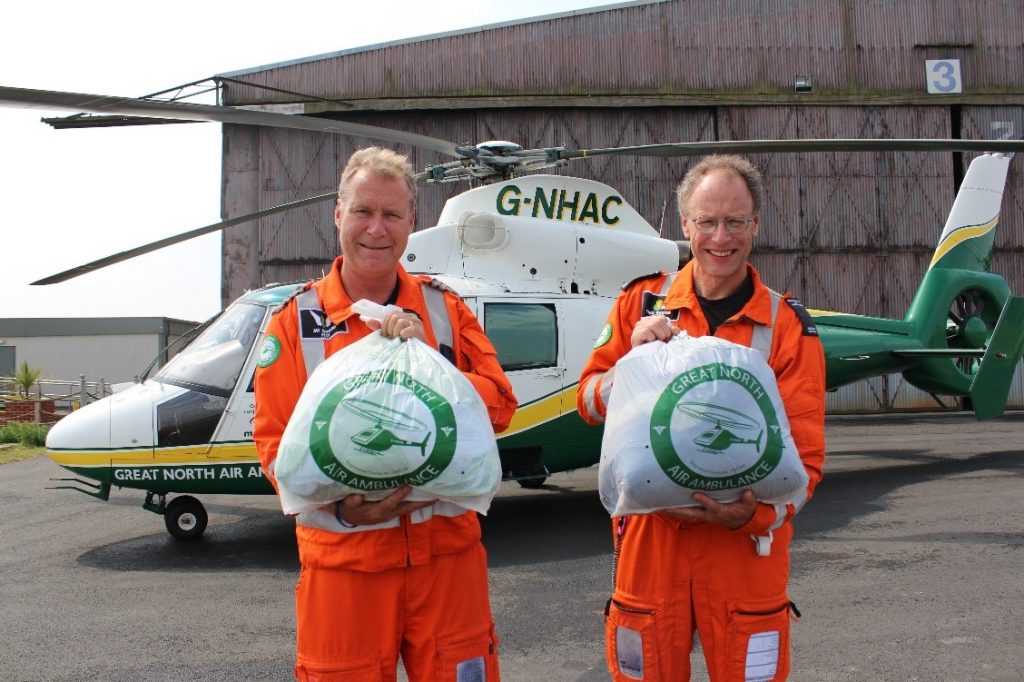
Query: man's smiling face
681,169,759,299
335,169,415,282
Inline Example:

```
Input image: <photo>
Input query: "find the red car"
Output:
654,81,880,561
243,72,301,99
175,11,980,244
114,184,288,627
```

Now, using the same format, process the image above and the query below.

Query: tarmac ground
1,411,1021,681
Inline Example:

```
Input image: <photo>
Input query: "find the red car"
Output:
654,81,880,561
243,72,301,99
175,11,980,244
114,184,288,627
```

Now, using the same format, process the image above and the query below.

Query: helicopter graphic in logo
339,397,433,457
674,402,763,454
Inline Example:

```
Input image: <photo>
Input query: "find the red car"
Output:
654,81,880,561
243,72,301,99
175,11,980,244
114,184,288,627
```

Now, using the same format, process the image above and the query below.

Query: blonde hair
675,154,764,217
337,146,417,208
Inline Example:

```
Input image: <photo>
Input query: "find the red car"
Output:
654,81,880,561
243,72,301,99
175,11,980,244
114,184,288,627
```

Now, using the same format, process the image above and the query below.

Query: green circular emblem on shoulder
649,362,781,491
593,323,613,349
257,335,281,368
308,369,457,490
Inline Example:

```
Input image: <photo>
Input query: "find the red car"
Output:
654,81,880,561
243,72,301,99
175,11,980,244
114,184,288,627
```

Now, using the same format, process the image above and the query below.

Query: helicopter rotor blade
0,85,461,157
31,192,338,285
559,138,1024,160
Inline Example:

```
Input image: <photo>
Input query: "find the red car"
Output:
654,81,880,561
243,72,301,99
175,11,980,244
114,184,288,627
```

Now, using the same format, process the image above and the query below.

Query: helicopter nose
45,397,111,451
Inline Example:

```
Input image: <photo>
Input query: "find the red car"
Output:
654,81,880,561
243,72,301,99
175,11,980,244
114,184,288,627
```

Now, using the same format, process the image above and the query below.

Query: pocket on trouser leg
605,598,662,681
725,598,792,682
436,623,500,682
294,659,381,682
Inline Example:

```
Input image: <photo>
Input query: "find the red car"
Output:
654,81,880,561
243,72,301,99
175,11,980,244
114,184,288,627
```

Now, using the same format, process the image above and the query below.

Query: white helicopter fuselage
45,175,679,518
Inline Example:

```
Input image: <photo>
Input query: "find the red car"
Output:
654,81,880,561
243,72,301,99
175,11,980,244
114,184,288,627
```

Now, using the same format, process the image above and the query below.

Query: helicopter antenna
658,198,669,237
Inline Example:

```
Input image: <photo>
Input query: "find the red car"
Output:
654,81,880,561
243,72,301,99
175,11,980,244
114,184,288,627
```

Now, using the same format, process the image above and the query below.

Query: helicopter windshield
153,303,266,397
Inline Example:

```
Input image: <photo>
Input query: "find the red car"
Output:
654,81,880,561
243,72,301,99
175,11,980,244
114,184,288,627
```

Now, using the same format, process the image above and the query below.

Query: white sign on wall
925,59,962,94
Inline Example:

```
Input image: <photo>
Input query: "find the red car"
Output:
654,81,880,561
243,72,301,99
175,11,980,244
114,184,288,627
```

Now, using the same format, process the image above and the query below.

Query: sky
0,0,621,322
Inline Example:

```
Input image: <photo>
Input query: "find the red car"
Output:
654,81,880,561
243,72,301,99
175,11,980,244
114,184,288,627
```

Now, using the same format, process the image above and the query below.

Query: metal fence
0,375,112,410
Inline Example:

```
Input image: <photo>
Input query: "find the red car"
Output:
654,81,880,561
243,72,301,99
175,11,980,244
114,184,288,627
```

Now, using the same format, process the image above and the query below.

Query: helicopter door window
484,303,557,371
154,303,265,398
156,390,229,447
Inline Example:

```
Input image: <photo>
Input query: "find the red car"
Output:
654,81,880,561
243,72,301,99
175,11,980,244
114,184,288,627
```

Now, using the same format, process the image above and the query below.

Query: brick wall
0,399,59,425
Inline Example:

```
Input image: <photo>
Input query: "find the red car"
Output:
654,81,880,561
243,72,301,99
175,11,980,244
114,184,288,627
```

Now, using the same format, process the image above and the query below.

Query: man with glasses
578,155,826,681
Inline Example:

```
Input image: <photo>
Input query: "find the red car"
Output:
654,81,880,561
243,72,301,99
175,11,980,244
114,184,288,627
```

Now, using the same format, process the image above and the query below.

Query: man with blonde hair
255,146,516,681
578,154,826,681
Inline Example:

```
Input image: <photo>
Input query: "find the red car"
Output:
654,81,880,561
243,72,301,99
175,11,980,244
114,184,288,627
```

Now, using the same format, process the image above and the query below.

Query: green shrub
13,362,43,399
0,421,48,446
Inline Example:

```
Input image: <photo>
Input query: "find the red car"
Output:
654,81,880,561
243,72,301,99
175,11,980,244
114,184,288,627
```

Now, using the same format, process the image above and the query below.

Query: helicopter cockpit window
484,303,557,371
156,390,228,447
154,303,266,398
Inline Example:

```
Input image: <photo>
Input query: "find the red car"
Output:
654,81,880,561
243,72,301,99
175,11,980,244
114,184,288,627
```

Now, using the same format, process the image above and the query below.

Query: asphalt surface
1,411,1022,681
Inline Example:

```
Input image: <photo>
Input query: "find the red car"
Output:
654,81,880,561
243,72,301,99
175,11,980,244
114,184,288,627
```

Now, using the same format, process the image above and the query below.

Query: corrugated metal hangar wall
217,0,1024,413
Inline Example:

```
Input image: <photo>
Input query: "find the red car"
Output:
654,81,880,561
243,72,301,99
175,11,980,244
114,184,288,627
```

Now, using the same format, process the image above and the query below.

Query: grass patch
0,444,45,465
0,421,48,447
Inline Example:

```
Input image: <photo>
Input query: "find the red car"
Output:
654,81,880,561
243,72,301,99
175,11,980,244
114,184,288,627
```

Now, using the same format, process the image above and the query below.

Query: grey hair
675,154,764,217
337,146,418,208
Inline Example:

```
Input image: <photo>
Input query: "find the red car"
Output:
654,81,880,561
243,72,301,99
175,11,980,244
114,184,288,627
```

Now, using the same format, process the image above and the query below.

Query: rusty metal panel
1004,363,1024,410
825,377,888,414
889,373,960,412
220,0,1023,106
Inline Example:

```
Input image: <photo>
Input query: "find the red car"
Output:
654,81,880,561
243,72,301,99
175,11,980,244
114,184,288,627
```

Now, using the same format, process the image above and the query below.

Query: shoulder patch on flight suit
257,334,281,368
783,297,818,336
270,280,314,314
621,271,665,292
426,277,458,295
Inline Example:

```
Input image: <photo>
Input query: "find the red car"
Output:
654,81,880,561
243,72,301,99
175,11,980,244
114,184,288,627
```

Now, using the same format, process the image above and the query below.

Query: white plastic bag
274,330,501,515
599,332,808,516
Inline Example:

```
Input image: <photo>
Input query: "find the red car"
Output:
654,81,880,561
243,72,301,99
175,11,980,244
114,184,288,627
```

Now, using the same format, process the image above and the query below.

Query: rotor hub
960,315,990,347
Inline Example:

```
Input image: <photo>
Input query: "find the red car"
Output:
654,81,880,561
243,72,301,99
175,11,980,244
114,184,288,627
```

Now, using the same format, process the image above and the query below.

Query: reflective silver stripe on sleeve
297,288,326,380
598,366,617,409
750,288,782,360
659,271,678,296
421,284,453,351
581,373,606,423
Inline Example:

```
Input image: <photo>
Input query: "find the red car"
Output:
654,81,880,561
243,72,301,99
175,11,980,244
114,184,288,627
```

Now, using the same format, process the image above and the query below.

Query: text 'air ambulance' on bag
599,332,808,517
274,324,502,516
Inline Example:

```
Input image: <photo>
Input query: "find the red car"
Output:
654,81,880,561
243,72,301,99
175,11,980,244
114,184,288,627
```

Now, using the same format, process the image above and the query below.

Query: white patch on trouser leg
616,626,644,679
456,656,486,682
745,630,779,681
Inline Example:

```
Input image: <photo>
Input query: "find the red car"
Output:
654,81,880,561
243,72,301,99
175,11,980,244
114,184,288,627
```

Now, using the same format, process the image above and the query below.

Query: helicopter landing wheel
164,495,208,541
516,476,547,489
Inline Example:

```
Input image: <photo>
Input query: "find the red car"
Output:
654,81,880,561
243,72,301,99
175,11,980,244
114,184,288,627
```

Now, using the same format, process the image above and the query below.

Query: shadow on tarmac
76,485,612,573
75,441,1023,575
796,447,1024,539
483,485,612,567
77,508,299,572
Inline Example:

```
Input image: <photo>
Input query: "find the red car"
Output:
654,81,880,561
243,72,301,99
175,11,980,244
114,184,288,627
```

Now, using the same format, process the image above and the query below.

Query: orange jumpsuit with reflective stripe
577,262,826,682
254,258,517,682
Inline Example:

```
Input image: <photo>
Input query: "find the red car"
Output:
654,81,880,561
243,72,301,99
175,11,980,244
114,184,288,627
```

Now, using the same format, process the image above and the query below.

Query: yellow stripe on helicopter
47,442,260,468
497,385,579,438
928,217,998,268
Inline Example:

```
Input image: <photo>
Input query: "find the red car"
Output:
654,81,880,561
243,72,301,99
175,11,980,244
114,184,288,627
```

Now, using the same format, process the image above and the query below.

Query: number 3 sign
926,59,962,94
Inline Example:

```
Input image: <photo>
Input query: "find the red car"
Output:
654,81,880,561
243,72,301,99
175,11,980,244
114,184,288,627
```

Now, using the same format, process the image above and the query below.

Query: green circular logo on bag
257,335,281,368
649,362,782,491
308,369,457,490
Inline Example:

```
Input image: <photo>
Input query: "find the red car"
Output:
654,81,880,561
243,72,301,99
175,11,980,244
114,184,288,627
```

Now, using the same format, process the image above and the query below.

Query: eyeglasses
689,214,755,235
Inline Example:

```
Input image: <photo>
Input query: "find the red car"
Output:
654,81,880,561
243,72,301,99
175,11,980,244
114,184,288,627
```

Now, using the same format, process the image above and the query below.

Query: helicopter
674,403,764,454
2,85,1023,540
342,398,432,458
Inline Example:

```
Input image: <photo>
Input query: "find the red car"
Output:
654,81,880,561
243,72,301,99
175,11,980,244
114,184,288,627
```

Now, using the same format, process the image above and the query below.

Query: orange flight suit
578,262,826,682
254,258,517,682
